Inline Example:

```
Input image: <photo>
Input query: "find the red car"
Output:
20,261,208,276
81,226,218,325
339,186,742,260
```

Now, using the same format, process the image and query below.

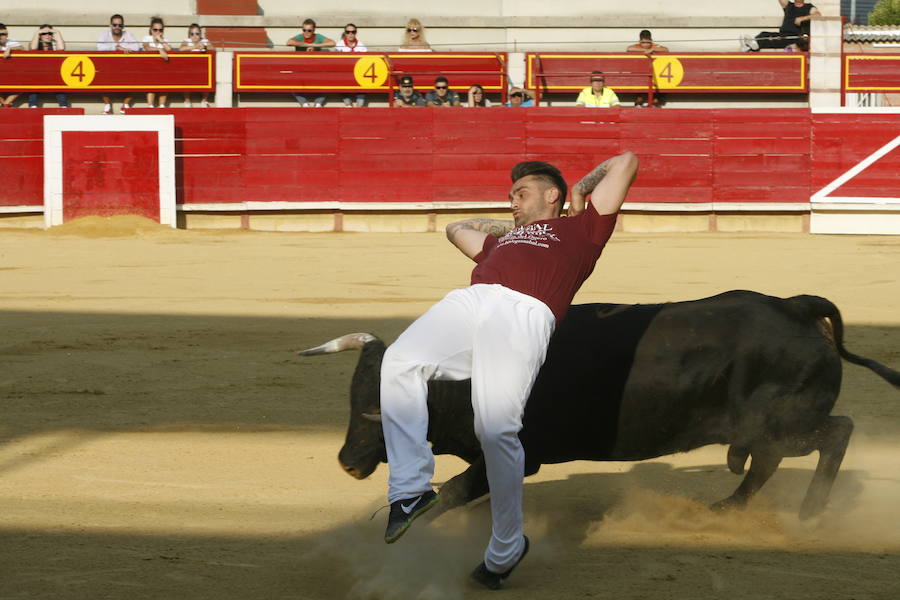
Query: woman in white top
399,18,431,52
142,17,173,108
180,23,213,107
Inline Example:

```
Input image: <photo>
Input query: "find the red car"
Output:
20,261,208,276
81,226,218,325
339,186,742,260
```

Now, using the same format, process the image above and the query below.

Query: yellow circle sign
60,56,97,88
353,56,388,88
652,57,685,89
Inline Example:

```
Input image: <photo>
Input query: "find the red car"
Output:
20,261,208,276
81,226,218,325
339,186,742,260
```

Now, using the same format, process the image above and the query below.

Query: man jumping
379,151,639,589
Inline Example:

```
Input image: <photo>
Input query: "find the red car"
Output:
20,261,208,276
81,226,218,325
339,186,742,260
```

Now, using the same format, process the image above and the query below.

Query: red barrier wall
0,108,83,210
10,108,900,214
812,111,900,198
128,107,812,207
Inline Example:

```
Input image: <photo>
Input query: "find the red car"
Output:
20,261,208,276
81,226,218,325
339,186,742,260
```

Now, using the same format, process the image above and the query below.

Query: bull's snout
340,460,366,480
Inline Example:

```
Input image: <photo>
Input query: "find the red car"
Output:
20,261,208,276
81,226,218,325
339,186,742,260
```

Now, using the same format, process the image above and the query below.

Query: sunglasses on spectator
591,78,605,82
152,28,164,31
435,85,448,90
111,23,124,28
190,31,201,36
303,28,314,33
41,31,53,35
345,29,357,34
406,28,419,32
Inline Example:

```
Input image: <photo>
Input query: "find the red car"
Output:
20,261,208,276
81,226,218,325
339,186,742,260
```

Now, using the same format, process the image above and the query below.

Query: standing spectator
742,0,820,51
425,77,461,107
0,24,22,107
626,30,667,108
28,25,69,108
180,24,213,108
575,71,620,108
393,75,426,107
334,23,367,107
97,14,140,114
465,84,492,107
142,17,173,108
287,18,333,107
399,18,431,52
505,87,534,107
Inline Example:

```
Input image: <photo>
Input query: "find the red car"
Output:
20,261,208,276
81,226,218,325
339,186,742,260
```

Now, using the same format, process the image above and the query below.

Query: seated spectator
97,14,140,114
142,17,173,108
626,30,667,108
399,19,432,52
742,0,820,52
576,71,621,108
505,87,534,107
394,75,426,107
180,24,213,108
626,29,668,55
785,36,810,52
287,18,333,107
425,77,461,107
0,23,22,107
465,85,492,107
334,23,367,107
28,25,70,108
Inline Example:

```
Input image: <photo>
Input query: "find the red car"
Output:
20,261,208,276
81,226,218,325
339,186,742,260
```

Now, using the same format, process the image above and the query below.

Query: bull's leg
427,455,489,520
793,416,854,520
711,445,782,511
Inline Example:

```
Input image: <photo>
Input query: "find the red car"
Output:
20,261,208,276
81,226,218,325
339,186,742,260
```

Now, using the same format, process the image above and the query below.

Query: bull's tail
788,295,900,389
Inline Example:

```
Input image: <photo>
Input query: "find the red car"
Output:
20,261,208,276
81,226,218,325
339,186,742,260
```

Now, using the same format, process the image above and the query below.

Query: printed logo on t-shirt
497,223,560,249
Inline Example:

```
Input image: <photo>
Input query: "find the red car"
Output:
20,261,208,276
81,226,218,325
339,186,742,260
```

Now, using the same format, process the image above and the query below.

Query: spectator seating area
0,1,860,112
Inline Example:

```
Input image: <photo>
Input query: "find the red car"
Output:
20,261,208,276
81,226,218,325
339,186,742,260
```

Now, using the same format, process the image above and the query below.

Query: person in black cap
394,75,426,107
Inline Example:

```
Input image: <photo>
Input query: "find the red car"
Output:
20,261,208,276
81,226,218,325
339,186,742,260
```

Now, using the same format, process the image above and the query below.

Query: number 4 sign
353,56,388,88
652,57,684,89
60,56,97,88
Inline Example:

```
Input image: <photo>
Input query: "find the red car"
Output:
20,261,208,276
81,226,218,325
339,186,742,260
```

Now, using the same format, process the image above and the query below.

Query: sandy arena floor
0,217,898,599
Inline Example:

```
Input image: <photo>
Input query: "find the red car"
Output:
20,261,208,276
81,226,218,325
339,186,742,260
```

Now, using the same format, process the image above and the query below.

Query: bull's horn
297,332,379,356
362,412,382,423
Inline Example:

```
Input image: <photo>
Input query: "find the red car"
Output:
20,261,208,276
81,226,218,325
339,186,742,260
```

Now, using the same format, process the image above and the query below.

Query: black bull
300,290,900,520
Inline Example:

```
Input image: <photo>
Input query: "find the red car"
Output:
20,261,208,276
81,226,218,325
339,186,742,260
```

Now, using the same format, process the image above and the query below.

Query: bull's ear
362,411,382,423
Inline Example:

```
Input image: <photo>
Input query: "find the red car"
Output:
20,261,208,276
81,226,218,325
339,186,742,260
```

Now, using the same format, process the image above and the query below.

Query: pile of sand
47,215,175,238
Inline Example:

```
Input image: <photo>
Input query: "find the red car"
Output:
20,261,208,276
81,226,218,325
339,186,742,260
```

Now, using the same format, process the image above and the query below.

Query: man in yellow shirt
575,71,620,108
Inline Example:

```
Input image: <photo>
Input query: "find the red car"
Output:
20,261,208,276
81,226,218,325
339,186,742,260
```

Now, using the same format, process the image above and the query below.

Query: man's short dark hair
0,24,6,30
110,14,124,23
639,29,653,40
434,76,448,86
303,18,316,28
511,161,567,213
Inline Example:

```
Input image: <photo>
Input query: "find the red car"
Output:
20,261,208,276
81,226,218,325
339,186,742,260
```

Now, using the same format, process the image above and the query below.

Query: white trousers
381,283,555,572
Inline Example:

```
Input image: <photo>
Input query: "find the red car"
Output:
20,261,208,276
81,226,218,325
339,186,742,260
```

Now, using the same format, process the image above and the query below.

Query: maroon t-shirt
470,202,617,322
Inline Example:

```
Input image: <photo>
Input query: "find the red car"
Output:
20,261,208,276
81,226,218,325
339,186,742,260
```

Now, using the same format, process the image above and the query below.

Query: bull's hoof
798,496,827,521
710,496,746,513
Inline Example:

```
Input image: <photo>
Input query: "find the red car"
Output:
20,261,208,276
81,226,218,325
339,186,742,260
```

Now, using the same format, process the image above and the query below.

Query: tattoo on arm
446,218,515,239
572,157,616,197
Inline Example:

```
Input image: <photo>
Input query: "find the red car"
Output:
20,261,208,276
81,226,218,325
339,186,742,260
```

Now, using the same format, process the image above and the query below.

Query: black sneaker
470,536,530,590
384,490,439,544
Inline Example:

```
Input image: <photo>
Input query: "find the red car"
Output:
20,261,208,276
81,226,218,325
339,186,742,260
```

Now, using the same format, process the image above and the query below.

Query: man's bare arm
569,152,639,216
446,218,514,259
